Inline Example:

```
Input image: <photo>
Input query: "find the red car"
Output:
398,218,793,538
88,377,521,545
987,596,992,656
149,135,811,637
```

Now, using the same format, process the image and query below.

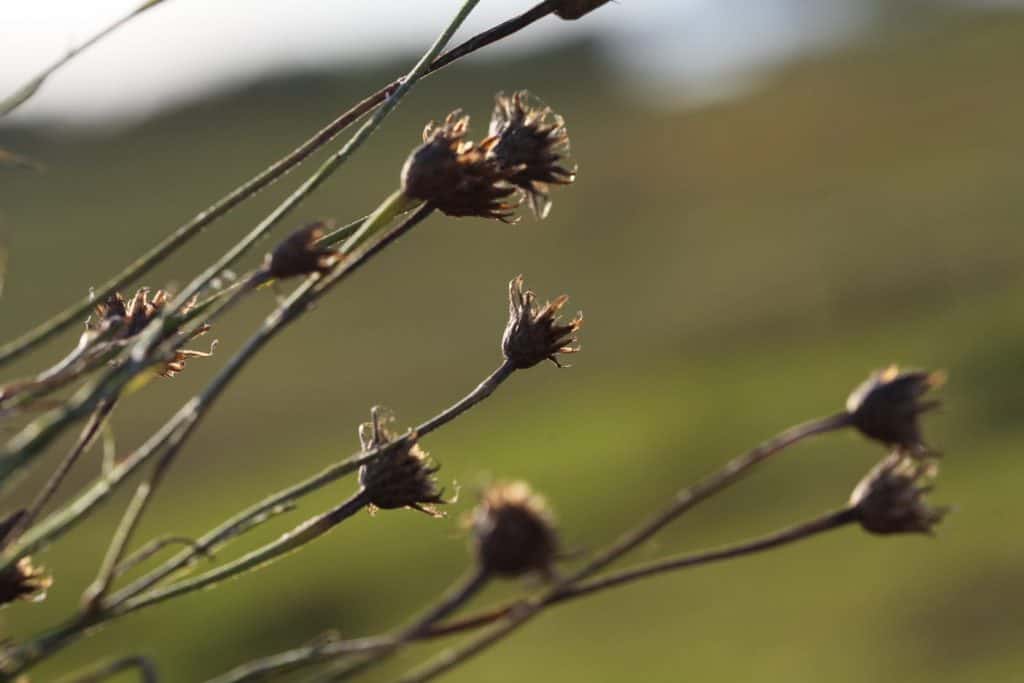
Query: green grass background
1,6,1022,682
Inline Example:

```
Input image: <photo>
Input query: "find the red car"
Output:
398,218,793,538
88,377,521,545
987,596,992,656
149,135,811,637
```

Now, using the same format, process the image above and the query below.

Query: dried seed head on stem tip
400,111,520,221
0,556,51,607
358,407,450,517
89,288,215,378
487,91,575,219
502,275,582,369
845,366,944,455
849,451,948,535
471,481,559,579
262,220,339,280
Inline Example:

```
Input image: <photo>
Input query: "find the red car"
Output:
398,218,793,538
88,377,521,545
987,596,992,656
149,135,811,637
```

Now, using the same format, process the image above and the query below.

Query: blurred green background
2,5,1023,682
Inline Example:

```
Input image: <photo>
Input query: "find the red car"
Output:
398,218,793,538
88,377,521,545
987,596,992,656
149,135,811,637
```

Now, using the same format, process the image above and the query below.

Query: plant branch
0,0,550,368
418,361,515,438
424,506,859,639
117,489,370,613
397,412,854,681
3,399,116,548
55,654,158,683
208,568,490,683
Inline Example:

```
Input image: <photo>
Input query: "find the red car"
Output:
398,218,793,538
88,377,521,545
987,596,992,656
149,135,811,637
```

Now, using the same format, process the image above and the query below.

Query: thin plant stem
117,489,370,613
0,0,171,116
0,272,256,487
3,399,116,548
109,327,505,609
424,507,859,639
131,0,477,355
397,412,854,681
209,568,490,683
112,535,212,579
418,361,515,438
0,0,553,367
82,476,161,609
8,299,515,678
83,200,431,606
3,203,464,675
320,568,491,682
54,654,158,683
567,411,853,583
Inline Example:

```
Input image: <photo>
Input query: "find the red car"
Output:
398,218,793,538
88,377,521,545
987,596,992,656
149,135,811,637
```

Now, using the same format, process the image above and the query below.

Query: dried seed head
358,408,448,517
551,0,612,20
486,91,575,219
471,481,558,578
849,452,948,535
0,557,51,607
400,111,520,221
89,287,215,378
502,275,582,369
263,221,339,279
846,366,944,455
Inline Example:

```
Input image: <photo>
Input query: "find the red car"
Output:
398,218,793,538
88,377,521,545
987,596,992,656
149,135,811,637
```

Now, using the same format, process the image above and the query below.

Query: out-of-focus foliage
0,8,1022,682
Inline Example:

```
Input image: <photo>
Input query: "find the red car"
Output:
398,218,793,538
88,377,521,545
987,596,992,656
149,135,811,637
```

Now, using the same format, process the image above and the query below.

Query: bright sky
0,0,877,126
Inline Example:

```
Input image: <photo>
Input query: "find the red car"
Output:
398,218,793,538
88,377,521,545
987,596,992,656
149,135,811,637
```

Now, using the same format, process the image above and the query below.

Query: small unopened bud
263,221,338,279
471,481,558,578
849,452,948,535
486,91,575,219
0,557,52,607
502,275,582,369
358,408,448,517
552,0,612,20
400,111,520,222
846,366,944,454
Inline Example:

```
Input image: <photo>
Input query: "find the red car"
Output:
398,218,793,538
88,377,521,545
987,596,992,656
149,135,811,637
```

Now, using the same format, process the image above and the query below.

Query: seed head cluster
846,366,944,455
487,91,575,219
263,221,339,280
358,408,447,517
90,288,214,378
401,111,519,222
849,452,948,535
471,481,559,578
502,275,582,369
401,92,575,221
0,557,51,607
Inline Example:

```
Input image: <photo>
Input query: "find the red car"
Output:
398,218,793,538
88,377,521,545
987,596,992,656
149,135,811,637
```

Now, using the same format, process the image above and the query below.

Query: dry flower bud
0,557,51,607
486,91,575,219
471,481,558,578
849,452,948,535
263,221,339,279
400,110,520,221
358,408,447,517
502,275,582,369
89,287,215,378
845,366,944,454
552,0,612,20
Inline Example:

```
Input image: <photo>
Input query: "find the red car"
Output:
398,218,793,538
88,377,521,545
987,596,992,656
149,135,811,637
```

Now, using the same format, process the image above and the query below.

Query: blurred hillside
1,7,1023,682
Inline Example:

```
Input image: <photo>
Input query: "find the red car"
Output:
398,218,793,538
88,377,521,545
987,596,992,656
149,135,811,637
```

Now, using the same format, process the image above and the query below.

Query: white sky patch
2,0,882,126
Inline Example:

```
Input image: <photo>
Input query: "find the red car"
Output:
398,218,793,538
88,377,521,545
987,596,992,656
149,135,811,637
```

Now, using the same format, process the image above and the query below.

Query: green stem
209,568,490,683
118,490,370,614
0,0,547,368
137,0,482,358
